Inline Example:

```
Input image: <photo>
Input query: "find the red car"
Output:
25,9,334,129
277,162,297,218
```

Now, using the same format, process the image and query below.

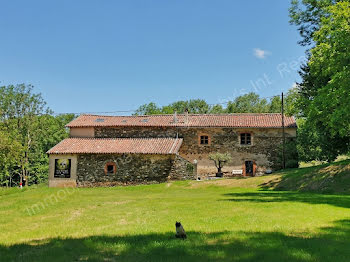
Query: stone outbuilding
47,113,297,187
47,137,193,187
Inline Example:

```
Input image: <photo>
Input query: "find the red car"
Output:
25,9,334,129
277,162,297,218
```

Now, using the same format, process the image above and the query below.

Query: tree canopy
289,0,348,46
307,2,350,137
209,152,232,175
290,1,350,161
133,91,298,116
0,84,75,186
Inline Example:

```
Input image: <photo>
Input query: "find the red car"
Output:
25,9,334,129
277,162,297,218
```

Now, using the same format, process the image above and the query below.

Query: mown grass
299,154,350,168
265,159,350,194
1,167,350,261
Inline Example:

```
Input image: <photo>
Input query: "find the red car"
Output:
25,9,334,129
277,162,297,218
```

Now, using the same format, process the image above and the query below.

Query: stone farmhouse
47,113,297,187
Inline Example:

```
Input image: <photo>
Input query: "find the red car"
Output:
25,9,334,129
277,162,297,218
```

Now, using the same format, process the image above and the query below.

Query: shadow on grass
1,220,350,262
222,191,350,209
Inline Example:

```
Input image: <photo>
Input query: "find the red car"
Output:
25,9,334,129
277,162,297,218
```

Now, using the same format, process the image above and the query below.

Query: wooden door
245,161,254,176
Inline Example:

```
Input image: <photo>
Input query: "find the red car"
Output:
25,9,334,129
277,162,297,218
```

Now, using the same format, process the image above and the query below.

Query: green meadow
1,162,350,262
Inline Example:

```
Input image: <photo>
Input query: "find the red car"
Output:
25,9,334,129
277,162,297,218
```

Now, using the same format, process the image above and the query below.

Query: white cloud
253,48,271,59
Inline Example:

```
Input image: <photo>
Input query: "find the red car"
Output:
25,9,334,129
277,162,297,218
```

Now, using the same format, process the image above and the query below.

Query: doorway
245,161,254,176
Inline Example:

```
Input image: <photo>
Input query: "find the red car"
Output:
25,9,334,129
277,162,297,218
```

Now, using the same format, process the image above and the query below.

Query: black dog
175,221,187,239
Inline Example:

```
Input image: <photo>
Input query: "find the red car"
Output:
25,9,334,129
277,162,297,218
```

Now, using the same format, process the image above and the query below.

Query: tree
164,99,211,114
289,0,346,46
293,2,350,161
133,91,303,116
186,99,211,114
210,104,225,114
269,96,282,113
0,84,50,186
290,1,350,161
0,131,22,187
28,114,75,184
226,92,269,113
296,118,348,162
209,153,232,177
307,2,350,137
134,102,162,115
134,99,213,115
0,84,74,186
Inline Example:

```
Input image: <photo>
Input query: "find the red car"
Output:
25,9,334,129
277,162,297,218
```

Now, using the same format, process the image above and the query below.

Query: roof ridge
80,114,174,118
66,113,297,128
80,113,284,118
66,137,181,140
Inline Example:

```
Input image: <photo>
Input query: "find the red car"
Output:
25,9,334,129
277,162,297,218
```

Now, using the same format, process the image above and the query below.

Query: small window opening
240,133,251,145
200,135,209,145
105,162,116,174
107,165,114,173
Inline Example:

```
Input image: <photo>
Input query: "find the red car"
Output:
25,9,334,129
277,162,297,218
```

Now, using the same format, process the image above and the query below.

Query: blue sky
0,0,306,114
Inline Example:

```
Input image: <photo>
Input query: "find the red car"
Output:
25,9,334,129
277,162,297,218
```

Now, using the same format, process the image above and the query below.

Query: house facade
47,113,297,187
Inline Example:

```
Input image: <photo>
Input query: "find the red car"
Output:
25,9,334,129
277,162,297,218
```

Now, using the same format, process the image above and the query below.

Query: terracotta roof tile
66,113,297,128
47,138,183,155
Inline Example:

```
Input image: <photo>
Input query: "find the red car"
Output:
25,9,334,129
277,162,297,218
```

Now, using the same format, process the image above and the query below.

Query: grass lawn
1,175,350,262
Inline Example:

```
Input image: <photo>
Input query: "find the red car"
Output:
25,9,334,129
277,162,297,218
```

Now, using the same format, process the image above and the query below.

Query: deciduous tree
290,0,350,161
0,84,74,186
209,153,232,177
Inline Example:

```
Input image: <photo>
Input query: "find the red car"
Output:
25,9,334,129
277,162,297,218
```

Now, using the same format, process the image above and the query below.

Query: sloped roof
66,113,297,128
47,138,183,155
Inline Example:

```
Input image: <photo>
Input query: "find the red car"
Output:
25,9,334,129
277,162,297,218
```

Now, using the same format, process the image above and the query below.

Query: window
104,162,116,174
200,135,209,145
107,165,114,173
240,133,251,145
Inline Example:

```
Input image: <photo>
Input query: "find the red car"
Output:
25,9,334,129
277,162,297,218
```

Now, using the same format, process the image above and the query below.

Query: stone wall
168,155,196,180
76,153,194,187
180,127,298,174
94,126,297,175
178,127,294,174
